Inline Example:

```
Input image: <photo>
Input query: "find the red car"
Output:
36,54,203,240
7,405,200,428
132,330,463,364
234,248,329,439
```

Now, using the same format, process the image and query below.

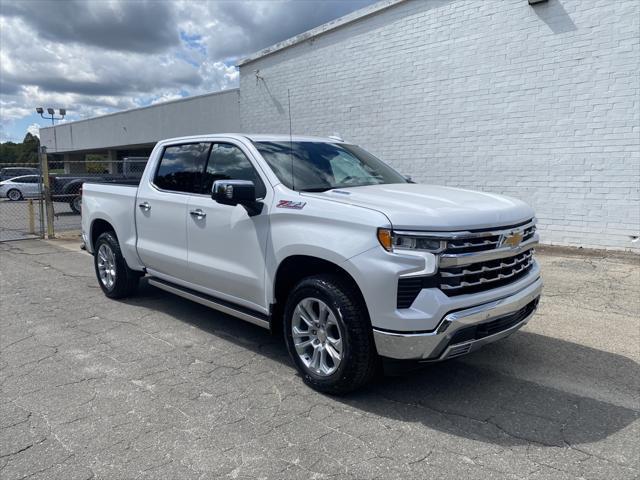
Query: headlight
377,228,446,253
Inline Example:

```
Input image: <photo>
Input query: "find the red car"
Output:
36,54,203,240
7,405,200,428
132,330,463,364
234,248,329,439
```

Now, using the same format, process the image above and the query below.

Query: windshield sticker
277,200,306,210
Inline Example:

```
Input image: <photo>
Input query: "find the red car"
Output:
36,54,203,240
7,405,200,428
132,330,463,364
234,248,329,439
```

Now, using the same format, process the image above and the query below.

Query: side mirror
211,180,256,206
404,175,416,184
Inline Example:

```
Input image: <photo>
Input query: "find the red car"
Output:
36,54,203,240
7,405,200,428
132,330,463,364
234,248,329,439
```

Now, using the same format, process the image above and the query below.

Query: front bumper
373,276,542,361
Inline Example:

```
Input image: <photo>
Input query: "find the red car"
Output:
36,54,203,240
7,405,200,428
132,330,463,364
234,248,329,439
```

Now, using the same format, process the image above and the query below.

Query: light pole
36,107,66,125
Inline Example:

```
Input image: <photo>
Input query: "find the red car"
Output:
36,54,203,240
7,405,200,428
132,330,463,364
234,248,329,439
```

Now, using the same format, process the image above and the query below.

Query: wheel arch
90,218,117,252
62,179,84,195
271,254,369,333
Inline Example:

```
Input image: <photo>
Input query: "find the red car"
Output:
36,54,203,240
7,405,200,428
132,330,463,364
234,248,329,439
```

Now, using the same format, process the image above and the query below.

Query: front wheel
7,189,22,201
283,274,378,394
93,231,141,298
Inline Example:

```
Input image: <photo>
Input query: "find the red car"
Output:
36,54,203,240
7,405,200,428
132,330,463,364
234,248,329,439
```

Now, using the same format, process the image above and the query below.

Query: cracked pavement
0,239,638,479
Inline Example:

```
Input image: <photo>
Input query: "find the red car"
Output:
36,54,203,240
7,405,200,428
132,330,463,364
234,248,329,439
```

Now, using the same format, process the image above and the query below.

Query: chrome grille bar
394,219,536,241
441,258,534,291
447,238,500,250
439,235,538,267
441,251,533,278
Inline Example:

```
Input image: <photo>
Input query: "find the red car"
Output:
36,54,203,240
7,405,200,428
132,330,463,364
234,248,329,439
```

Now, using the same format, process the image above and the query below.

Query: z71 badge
276,200,306,210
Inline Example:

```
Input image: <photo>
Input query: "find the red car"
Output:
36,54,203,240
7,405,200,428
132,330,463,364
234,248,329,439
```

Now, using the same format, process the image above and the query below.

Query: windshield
253,141,407,192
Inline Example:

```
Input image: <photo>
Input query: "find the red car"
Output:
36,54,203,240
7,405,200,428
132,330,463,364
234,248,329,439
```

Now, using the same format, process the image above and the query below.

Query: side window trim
151,142,212,195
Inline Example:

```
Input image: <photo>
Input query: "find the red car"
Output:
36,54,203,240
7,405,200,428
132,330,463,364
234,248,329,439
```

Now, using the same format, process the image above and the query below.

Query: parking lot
0,199,79,241
0,239,638,479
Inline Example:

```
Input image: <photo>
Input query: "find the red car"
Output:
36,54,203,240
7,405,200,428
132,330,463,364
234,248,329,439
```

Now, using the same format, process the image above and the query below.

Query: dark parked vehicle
0,158,147,214
52,157,148,213
0,167,39,182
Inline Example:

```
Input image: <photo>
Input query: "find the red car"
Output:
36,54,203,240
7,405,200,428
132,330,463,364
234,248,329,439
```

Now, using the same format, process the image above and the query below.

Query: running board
147,277,270,330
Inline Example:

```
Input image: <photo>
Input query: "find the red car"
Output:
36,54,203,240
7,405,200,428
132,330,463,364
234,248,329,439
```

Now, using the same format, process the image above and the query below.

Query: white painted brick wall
239,0,640,251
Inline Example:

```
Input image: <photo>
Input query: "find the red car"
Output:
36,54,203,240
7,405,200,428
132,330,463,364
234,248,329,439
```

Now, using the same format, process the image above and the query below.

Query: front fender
265,190,390,305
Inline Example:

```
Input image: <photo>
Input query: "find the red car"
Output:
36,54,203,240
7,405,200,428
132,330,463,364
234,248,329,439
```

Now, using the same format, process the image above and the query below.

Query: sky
0,0,377,142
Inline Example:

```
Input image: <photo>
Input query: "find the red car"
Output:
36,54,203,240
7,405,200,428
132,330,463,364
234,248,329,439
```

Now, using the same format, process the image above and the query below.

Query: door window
202,143,266,198
19,176,39,183
154,143,211,193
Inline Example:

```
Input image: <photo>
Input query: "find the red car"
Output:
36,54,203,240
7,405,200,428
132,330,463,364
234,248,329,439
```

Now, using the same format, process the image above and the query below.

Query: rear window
154,143,210,193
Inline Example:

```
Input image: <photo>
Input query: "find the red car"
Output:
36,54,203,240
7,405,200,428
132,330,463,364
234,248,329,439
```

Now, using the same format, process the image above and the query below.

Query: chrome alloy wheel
292,297,343,376
97,243,116,289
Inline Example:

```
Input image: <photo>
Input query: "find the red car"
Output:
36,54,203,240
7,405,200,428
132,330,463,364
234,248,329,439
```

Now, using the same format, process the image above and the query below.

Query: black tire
283,274,378,394
93,231,141,299
7,189,22,201
70,196,81,214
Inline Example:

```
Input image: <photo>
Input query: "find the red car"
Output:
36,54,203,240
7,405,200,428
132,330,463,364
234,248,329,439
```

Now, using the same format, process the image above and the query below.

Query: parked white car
81,134,542,393
0,175,42,201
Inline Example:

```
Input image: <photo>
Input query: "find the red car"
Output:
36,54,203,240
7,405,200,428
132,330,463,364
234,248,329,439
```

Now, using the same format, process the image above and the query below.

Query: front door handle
189,209,206,219
138,202,151,211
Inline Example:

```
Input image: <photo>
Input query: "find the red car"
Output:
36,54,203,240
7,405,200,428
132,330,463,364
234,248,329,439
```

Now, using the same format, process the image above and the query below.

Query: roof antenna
287,88,295,191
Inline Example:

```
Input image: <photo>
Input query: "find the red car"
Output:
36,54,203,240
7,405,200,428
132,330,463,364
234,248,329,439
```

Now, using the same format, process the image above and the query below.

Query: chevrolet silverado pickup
82,134,542,393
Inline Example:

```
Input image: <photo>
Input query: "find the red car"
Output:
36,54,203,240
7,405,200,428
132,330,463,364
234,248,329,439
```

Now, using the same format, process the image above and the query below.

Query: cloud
178,0,377,61
2,0,179,53
26,123,40,137
0,0,378,135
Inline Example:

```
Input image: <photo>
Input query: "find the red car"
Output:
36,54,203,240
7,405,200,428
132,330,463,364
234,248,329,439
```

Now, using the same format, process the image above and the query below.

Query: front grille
443,220,536,254
448,299,538,345
522,223,536,242
395,220,538,308
446,235,501,253
395,250,535,307
439,250,535,296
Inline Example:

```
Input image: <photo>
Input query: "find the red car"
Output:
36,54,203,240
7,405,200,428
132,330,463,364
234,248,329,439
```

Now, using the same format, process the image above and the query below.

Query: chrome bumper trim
373,277,543,361
439,235,539,267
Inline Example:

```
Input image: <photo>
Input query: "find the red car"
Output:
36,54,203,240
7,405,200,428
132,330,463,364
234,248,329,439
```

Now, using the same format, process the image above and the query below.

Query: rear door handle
138,202,151,211
189,209,206,219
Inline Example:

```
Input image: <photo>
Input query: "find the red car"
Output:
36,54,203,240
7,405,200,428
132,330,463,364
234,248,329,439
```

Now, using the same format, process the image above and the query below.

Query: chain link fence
0,163,45,241
0,155,147,241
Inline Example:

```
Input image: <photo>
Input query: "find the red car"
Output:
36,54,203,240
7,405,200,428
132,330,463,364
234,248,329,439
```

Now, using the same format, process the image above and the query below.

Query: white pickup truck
82,134,542,393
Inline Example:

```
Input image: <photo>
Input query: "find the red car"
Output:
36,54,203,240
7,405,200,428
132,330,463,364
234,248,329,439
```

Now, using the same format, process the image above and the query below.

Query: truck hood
308,184,534,230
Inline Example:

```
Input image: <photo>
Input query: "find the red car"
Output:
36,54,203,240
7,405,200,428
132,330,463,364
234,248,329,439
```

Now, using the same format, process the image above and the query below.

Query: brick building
42,0,640,251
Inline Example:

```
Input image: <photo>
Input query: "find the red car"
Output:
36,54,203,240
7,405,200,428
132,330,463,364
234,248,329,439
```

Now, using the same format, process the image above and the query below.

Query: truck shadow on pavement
127,280,639,449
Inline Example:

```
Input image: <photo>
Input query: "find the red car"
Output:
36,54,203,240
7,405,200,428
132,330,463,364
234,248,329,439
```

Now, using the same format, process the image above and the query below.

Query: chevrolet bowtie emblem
502,231,523,248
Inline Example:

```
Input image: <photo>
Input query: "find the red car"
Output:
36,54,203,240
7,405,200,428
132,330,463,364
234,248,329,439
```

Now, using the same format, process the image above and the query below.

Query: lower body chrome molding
373,277,543,361
148,277,270,330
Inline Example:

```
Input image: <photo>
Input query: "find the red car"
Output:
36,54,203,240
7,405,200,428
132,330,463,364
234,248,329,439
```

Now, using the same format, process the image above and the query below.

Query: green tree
0,133,39,165
18,132,39,164
0,142,19,164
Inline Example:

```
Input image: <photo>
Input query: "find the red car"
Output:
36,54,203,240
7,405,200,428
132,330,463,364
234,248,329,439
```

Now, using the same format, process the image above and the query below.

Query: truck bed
81,183,140,267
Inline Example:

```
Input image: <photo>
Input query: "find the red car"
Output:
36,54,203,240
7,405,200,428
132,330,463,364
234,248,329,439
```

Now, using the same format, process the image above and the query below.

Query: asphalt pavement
0,239,638,479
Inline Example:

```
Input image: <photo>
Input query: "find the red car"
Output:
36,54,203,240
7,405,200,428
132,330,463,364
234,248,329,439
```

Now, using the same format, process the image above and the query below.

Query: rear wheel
7,189,22,201
283,274,378,394
93,231,141,298
70,195,81,214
